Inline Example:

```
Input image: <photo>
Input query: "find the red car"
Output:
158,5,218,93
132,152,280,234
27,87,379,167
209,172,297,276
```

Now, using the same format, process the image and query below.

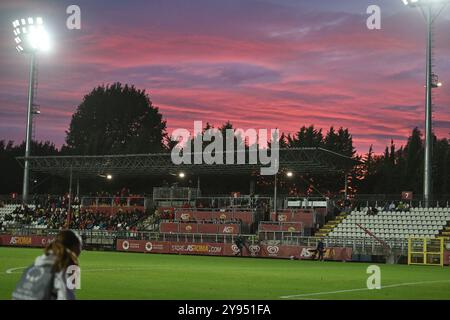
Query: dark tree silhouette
64,83,167,155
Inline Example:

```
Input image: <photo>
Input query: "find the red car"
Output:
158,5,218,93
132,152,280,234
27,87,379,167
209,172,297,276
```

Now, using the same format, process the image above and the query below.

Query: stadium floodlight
402,0,448,6
12,16,51,204
106,174,113,180
401,0,449,206
12,16,50,53
286,171,293,178
178,172,186,178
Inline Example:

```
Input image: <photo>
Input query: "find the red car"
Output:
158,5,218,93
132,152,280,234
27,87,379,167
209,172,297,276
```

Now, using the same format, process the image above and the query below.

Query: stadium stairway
314,211,349,237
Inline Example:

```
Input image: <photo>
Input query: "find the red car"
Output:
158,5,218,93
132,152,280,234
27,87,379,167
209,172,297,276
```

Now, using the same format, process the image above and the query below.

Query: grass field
1,247,450,300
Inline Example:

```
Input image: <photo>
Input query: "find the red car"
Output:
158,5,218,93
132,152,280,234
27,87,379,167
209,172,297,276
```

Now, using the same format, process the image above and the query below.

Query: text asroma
171,121,279,175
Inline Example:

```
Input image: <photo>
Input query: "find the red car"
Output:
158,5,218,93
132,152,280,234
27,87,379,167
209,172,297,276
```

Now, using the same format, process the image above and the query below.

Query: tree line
1,82,449,198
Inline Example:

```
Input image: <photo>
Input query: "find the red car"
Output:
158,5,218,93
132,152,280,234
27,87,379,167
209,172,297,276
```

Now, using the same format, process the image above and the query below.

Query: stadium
1,0,450,303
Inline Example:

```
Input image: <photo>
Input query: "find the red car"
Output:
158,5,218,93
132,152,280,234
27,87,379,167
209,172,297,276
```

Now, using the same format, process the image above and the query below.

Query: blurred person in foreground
12,230,82,300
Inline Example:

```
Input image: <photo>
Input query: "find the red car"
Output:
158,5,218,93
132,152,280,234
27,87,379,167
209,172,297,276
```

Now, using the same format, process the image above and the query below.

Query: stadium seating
0,203,147,231
0,204,36,229
327,207,450,240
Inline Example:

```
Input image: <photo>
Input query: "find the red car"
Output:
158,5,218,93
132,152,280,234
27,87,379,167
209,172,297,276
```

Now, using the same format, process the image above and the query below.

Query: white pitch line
6,267,26,274
4,265,192,275
280,280,450,299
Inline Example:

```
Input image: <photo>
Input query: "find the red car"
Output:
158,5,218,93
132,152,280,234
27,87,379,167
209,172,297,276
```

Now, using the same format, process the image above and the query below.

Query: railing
258,231,304,242
0,227,416,255
346,195,450,209
155,196,271,210
3,193,449,210
153,187,200,200
283,197,329,209
81,196,145,208
282,235,410,255
0,228,256,246
174,207,256,216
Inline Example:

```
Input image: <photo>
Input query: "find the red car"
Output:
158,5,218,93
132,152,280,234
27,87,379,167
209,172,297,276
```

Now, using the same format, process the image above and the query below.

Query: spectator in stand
389,202,396,211
114,193,120,207
343,198,351,213
6,204,147,232
367,206,378,216
397,201,405,212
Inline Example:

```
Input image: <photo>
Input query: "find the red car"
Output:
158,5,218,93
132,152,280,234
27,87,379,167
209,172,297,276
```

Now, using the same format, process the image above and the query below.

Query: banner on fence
0,235,55,247
116,239,353,261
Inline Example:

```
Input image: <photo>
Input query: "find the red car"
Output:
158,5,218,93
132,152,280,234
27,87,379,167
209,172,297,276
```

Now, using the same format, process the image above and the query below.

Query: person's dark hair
44,230,82,272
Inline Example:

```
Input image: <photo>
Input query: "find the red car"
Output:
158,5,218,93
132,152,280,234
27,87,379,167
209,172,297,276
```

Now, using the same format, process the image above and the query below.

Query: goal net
408,237,444,267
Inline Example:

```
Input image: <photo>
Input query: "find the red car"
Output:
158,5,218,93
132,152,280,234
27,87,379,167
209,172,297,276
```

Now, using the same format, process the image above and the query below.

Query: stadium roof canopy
16,147,359,178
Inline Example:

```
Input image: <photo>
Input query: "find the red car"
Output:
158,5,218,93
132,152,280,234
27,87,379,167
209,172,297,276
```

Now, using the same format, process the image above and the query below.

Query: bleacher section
0,204,36,229
327,207,450,240
160,221,241,234
155,208,255,236
270,209,315,228
174,209,254,225
255,209,316,241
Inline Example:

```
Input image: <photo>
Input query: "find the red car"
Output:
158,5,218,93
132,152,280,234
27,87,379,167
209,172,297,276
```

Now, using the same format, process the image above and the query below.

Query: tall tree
0,140,60,194
64,83,167,155
287,125,324,148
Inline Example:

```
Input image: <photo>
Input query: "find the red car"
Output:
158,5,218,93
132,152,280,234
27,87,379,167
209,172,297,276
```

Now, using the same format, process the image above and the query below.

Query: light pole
12,17,50,204
273,171,293,216
402,0,448,206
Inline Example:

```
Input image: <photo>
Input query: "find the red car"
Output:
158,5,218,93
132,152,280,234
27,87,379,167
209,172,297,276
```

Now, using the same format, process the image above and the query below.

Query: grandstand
327,207,450,240
0,204,36,229
1,193,449,265
0,148,448,266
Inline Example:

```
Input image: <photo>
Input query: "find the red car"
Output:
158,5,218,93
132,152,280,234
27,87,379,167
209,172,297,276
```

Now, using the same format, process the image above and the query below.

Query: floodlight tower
402,0,449,206
12,17,50,204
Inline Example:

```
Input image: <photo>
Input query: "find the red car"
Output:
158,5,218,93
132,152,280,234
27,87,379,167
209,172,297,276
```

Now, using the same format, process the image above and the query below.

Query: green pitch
1,247,449,300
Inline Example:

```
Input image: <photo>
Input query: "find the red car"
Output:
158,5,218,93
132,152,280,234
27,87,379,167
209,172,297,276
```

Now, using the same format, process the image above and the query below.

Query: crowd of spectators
1,205,148,232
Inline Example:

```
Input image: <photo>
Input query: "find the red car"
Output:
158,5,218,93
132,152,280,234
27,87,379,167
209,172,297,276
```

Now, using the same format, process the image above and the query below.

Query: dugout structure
408,237,444,267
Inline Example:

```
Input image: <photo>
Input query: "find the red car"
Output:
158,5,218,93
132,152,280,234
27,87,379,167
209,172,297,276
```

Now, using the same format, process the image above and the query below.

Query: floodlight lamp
179,172,186,178
12,16,50,53
286,171,294,178
403,0,449,6
106,174,113,180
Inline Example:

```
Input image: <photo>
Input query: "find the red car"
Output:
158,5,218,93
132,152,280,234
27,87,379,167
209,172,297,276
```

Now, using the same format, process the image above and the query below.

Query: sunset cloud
0,0,449,153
